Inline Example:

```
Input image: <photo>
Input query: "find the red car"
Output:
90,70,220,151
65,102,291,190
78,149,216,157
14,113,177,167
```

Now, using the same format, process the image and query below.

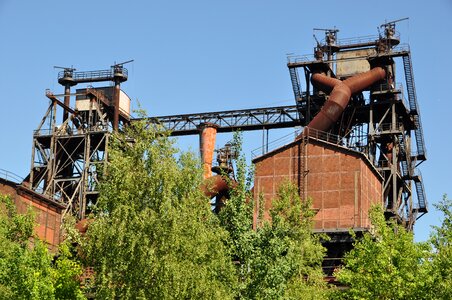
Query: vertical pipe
113,81,120,131
304,68,311,123
199,123,218,179
266,129,269,152
369,103,375,164
63,85,70,122
354,170,359,227
391,102,397,210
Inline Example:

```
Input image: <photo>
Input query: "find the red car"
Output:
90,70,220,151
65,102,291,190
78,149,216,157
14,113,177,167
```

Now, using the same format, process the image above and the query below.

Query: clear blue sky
1,0,451,241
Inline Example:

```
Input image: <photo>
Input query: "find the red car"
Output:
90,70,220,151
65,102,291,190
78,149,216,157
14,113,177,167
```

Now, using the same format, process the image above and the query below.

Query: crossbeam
135,105,302,136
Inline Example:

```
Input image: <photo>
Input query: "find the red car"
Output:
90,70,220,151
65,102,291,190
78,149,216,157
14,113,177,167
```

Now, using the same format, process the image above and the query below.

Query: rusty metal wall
253,139,382,231
0,179,62,250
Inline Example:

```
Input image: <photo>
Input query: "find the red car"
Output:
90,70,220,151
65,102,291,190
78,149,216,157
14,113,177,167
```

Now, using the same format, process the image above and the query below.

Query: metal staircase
401,53,428,214
289,67,306,121
398,135,411,178
86,87,111,105
403,54,427,160
413,169,428,213
289,67,303,102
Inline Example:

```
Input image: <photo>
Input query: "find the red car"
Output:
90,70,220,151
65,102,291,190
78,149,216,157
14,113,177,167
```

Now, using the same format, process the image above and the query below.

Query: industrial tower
286,19,427,227
27,62,132,220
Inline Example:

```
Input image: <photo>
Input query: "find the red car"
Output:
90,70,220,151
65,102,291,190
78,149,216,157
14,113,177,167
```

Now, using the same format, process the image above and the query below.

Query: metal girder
136,105,302,136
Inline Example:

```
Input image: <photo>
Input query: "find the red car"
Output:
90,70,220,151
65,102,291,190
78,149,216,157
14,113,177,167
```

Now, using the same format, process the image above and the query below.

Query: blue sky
1,0,451,241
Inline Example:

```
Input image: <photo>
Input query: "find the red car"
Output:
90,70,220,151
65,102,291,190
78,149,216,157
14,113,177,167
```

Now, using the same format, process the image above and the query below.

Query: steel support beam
136,105,302,136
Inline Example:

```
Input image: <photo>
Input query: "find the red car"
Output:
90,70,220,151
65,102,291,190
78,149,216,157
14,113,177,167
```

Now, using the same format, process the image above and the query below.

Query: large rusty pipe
307,67,386,133
311,75,341,94
344,67,386,94
199,123,218,179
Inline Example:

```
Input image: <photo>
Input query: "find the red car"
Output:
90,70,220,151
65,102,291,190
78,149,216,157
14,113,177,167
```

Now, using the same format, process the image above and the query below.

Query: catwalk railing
0,169,23,184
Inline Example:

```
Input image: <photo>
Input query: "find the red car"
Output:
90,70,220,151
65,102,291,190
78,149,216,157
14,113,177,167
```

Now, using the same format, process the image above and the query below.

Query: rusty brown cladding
306,67,386,133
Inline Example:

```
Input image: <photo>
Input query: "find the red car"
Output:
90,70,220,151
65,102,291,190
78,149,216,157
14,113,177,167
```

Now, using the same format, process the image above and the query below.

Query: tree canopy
217,139,328,299
331,196,452,300
0,194,85,300
333,205,434,300
428,194,452,299
83,121,236,299
82,125,328,299
3,117,452,300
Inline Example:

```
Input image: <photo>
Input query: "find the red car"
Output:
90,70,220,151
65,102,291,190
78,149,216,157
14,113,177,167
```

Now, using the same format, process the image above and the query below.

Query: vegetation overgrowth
1,121,451,299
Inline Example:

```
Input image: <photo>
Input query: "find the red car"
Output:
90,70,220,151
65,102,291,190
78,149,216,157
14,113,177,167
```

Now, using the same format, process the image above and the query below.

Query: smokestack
198,123,218,179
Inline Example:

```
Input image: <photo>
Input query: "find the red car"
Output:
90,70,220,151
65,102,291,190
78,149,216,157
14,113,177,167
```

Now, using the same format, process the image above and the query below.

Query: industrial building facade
253,137,382,230
0,173,64,250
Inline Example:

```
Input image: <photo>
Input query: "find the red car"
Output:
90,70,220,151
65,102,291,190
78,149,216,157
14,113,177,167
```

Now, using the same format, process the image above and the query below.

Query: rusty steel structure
250,19,427,275
286,20,427,227
142,20,427,226
139,105,301,135
24,20,427,276
27,63,131,219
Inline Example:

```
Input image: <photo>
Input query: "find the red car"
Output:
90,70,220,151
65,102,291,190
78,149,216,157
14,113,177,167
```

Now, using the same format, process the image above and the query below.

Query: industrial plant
0,19,427,273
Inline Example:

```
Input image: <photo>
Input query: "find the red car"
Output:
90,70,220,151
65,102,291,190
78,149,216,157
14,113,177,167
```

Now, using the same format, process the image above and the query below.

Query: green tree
52,242,87,300
0,194,85,300
333,206,432,300
83,120,236,299
218,135,328,299
429,194,452,299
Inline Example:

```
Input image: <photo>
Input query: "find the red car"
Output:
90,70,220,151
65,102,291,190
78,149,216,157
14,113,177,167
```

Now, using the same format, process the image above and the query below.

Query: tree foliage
4,121,452,299
333,197,452,300
81,126,330,299
218,134,328,299
83,121,236,299
428,194,452,299
333,206,432,300
0,194,85,300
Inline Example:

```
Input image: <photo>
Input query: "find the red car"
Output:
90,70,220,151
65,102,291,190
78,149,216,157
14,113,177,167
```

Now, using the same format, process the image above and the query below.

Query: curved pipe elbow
306,67,386,133
201,175,235,199
311,73,341,93
344,67,386,94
